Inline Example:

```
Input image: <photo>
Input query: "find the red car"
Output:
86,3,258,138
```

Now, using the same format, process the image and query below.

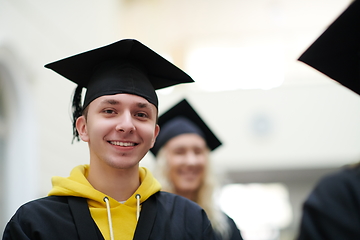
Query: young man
2,39,216,240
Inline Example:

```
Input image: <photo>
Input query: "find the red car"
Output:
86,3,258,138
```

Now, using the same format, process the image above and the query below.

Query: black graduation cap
150,99,222,156
298,0,360,95
44,39,194,141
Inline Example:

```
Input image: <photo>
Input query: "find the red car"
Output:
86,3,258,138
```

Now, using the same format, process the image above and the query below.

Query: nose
184,151,198,165
115,111,136,133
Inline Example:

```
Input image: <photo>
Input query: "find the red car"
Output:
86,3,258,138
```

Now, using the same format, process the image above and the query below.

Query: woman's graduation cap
45,39,194,141
298,0,360,95
150,99,222,156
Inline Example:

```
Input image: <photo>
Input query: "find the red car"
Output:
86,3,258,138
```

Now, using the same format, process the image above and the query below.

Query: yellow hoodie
48,165,161,240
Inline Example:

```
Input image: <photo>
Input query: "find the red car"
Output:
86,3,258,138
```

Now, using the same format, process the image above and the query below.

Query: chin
179,184,200,193
106,158,139,169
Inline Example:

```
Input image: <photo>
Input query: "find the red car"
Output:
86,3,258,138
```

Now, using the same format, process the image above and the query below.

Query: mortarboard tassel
71,85,83,143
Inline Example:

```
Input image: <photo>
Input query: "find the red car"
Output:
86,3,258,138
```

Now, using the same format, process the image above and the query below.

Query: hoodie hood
48,165,161,240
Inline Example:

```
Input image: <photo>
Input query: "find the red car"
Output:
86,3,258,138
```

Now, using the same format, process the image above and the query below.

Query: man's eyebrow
137,102,151,108
100,99,120,105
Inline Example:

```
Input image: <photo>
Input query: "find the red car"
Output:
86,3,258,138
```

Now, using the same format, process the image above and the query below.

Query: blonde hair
153,147,231,240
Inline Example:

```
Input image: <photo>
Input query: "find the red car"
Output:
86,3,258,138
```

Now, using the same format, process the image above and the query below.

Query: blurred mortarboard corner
298,0,360,95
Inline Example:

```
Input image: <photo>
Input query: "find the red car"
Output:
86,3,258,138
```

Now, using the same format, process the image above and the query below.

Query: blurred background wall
0,0,358,239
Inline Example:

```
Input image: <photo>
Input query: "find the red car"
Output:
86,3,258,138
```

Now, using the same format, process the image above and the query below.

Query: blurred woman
151,99,243,240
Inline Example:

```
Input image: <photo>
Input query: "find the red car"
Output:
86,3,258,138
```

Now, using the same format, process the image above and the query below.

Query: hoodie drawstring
135,194,141,221
103,197,114,240
102,195,141,240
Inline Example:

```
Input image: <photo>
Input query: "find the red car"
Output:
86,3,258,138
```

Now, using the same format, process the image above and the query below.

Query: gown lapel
133,194,158,240
67,196,105,240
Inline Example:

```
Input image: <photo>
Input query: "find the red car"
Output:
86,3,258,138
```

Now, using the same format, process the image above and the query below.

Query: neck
176,190,198,202
87,162,140,202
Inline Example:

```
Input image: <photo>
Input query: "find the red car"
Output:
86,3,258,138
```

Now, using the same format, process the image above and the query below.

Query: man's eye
103,109,115,114
136,112,148,118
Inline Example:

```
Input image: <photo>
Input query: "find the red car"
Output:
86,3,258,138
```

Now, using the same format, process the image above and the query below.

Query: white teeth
110,141,135,146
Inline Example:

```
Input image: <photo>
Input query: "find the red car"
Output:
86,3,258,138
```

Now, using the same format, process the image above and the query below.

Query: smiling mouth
109,141,137,147
179,169,200,177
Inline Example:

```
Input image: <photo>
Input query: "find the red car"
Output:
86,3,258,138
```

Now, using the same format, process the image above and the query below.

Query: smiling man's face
76,93,159,170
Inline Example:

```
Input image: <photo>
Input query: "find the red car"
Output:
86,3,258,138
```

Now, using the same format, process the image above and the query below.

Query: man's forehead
95,93,157,108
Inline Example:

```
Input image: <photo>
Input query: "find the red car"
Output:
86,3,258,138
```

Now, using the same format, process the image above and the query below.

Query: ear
150,124,160,148
76,116,89,142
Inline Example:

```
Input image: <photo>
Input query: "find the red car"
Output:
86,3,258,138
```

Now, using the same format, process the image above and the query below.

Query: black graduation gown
2,191,215,240
297,165,360,240
223,215,243,240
